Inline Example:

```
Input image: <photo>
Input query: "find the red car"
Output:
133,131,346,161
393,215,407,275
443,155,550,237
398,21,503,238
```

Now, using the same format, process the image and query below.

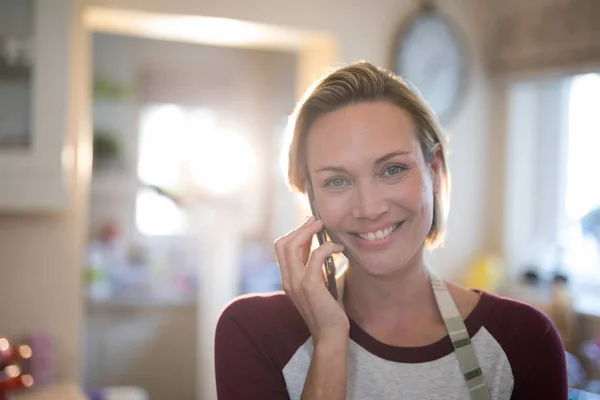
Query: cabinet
84,303,197,400
0,0,70,211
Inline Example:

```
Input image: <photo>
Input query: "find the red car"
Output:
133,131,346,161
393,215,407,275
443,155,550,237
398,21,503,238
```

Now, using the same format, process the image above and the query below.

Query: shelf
91,172,139,198
87,297,196,309
0,132,31,148
0,60,31,81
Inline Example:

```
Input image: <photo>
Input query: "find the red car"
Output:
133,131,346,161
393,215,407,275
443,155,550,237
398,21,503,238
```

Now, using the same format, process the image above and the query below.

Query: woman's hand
274,217,349,343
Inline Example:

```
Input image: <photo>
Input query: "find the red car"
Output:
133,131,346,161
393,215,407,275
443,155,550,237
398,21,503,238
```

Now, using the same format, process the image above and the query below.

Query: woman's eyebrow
374,151,411,165
313,151,411,174
314,165,348,174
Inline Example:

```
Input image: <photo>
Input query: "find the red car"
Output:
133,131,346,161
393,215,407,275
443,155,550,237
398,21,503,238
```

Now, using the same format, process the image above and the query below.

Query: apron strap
430,273,493,400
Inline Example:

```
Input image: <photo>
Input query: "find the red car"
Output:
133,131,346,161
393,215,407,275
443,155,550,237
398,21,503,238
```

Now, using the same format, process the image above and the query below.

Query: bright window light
136,187,186,236
138,105,217,189
136,104,256,235
561,73,600,284
565,73,600,220
187,128,256,195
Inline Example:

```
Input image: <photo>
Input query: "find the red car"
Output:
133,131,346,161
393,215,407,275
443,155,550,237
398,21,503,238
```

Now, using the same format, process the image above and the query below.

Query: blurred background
1,0,600,399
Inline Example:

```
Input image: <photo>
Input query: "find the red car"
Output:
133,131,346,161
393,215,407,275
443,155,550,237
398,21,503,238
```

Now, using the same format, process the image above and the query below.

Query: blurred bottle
547,273,576,352
462,253,505,293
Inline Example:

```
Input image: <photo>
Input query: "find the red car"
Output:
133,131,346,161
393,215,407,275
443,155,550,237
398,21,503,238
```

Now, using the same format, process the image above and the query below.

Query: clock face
394,12,466,124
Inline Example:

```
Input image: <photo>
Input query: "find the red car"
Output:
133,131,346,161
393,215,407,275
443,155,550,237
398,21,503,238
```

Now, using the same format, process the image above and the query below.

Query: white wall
422,2,494,275
0,0,496,384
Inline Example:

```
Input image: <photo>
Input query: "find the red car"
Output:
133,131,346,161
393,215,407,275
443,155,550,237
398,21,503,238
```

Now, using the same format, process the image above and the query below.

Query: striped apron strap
430,273,493,400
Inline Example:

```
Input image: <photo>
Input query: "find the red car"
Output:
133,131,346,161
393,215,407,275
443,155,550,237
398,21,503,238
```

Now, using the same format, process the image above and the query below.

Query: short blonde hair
286,61,450,249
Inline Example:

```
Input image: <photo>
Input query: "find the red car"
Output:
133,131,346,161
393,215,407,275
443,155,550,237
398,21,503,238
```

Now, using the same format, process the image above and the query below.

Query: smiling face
306,101,440,277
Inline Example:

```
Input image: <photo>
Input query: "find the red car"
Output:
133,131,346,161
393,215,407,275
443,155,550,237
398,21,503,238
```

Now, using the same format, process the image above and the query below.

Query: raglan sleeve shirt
214,291,568,400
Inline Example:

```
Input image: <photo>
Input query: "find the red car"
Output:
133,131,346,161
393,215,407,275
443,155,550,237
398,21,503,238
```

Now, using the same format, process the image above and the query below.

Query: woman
215,61,568,399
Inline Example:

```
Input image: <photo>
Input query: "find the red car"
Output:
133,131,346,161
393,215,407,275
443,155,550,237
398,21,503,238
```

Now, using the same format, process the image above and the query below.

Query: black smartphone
305,180,338,300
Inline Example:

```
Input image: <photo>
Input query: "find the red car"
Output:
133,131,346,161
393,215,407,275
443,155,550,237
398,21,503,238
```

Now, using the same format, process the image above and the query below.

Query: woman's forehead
305,102,419,167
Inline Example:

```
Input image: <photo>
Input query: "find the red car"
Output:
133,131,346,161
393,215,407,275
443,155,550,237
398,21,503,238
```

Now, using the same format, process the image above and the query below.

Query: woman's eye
383,165,404,177
325,177,347,188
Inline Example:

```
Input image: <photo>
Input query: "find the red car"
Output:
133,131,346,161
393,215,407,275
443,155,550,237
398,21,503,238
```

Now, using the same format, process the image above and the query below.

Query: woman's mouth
350,222,403,242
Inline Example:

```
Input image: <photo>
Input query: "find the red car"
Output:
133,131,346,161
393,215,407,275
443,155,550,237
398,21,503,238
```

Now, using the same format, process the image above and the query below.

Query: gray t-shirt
215,290,568,399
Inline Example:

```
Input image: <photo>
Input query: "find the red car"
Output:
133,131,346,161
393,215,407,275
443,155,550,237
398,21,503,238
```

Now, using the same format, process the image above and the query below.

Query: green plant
93,128,123,171
93,75,134,99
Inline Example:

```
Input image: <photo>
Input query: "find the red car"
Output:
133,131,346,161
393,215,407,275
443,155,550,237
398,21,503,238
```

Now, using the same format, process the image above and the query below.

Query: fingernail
306,216,315,224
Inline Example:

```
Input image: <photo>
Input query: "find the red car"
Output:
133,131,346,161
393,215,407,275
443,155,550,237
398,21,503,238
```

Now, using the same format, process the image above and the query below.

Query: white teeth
358,223,399,241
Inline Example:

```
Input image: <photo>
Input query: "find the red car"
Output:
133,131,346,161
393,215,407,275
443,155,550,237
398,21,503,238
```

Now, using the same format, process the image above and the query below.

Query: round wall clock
392,2,469,125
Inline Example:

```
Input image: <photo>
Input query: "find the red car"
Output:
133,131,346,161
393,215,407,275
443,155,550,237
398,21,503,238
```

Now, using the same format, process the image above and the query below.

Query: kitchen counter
13,382,86,400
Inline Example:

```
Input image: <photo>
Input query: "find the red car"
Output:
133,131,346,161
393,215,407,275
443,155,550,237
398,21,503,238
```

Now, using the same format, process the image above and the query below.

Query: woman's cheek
318,196,349,228
398,175,431,210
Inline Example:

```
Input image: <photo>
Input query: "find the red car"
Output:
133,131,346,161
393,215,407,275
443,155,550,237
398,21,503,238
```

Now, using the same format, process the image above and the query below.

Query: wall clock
392,2,469,125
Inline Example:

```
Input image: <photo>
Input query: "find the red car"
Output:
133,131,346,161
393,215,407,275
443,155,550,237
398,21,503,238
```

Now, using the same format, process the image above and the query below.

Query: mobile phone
305,180,338,300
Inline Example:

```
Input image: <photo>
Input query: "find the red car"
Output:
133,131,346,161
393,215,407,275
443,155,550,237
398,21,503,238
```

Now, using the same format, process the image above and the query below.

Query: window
505,75,600,287
565,74,600,221
559,74,600,285
504,74,600,314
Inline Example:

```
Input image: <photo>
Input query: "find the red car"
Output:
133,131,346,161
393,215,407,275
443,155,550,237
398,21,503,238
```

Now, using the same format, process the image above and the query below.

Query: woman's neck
343,253,439,329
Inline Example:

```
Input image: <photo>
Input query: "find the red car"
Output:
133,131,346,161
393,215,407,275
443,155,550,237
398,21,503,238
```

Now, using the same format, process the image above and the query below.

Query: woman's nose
351,182,389,220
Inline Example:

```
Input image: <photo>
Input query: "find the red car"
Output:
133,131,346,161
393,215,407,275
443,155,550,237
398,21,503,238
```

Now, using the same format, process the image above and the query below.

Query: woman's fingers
274,216,318,292
275,217,315,263
275,217,344,297
304,241,344,287
274,221,350,340
284,219,325,271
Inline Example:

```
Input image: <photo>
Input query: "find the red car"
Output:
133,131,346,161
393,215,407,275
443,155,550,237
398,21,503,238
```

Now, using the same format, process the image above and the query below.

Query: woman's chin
349,256,403,277
345,246,418,278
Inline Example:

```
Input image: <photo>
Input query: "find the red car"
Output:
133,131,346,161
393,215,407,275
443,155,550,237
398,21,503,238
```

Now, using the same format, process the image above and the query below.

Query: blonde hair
286,61,450,249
